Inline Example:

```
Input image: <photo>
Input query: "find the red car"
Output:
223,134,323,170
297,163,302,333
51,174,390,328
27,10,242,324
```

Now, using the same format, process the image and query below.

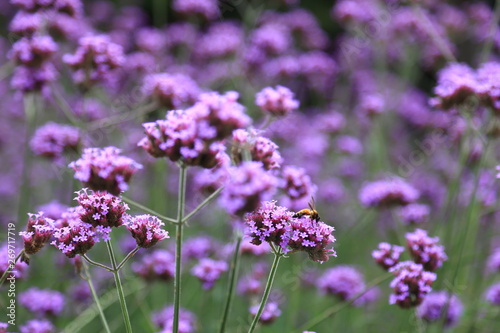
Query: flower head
1,244,29,279
398,204,430,225
232,129,282,170
51,221,110,258
485,282,500,305
172,0,219,21
318,266,365,301
359,178,419,208
30,122,81,160
416,291,463,328
249,301,281,324
132,249,175,281
9,36,57,66
69,147,143,196
152,305,197,333
124,214,169,248
76,188,129,228
20,212,55,255
19,288,65,317
406,229,447,272
487,248,500,274
20,319,55,333
431,63,478,109
142,73,199,109
191,258,228,289
372,242,404,271
255,85,299,117
389,261,436,308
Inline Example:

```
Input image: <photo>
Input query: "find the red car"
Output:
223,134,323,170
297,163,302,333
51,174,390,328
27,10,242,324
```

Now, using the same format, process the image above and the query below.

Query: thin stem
480,0,500,63
87,102,158,131
218,235,243,333
247,250,282,333
106,241,133,333
0,250,25,287
51,84,81,128
122,196,178,224
82,255,113,272
82,262,111,333
116,247,140,271
298,272,393,331
183,187,224,224
173,164,187,333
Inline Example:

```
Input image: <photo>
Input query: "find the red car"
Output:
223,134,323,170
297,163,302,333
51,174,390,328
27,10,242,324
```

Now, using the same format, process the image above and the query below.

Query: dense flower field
1,0,500,332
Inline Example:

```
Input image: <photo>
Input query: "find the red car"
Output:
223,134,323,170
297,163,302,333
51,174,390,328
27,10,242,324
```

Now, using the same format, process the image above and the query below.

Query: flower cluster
318,266,365,301
51,219,110,258
485,282,500,305
152,305,197,333
372,242,404,271
255,85,299,117
398,204,430,225
30,122,81,161
76,188,129,228
244,201,336,262
416,291,463,328
191,258,228,289
132,249,175,281
19,288,65,317
249,301,281,324
172,0,219,21
142,73,200,109
20,212,55,255
389,261,437,309
69,147,143,196
406,229,447,272
63,35,125,86
20,319,55,333
123,214,169,248
280,166,317,210
231,129,283,170
359,178,419,208
0,244,29,279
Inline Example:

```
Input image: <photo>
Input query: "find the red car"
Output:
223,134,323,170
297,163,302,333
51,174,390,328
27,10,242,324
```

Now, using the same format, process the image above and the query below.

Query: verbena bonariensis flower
476,61,500,113
485,282,500,305
69,147,143,196
372,242,405,271
152,305,197,333
132,249,175,281
195,22,243,59
416,291,463,328
335,135,363,155
123,214,169,248
51,221,110,258
191,258,228,290
219,162,278,216
318,266,365,301
183,236,216,260
54,206,83,228
430,63,478,109
255,85,299,117
172,0,219,21
240,238,271,256
142,73,200,109
406,229,447,272
487,248,500,274
20,212,55,255
280,165,317,210
9,36,57,66
63,35,125,86
231,129,283,170
76,188,129,228
283,215,336,263
249,301,281,324
359,178,419,208
36,201,69,220
0,244,29,279
389,261,436,309
19,288,65,317
249,23,291,56
30,122,81,160
20,319,55,333
398,203,430,225
11,62,57,92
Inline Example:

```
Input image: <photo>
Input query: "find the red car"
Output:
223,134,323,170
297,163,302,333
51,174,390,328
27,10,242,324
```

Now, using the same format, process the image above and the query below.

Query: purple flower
389,261,436,308
398,203,430,225
9,36,57,66
0,243,29,279
487,248,500,274
142,73,199,109
280,166,316,211
249,301,281,324
51,221,109,258
30,122,81,160
63,35,125,85
172,0,219,21
372,242,405,271
191,258,228,289
335,135,363,155
152,305,197,333
219,162,278,216
417,291,463,328
195,22,243,59
76,188,129,228
255,85,299,117
183,236,216,260
9,11,43,37
485,282,500,305
232,129,283,170
19,288,65,316
476,61,500,113
36,201,69,220
0,322,7,333
132,249,175,281
124,214,169,248
430,63,478,109
318,266,365,301
240,238,271,256
134,27,167,55
20,319,55,333
250,23,291,56
20,212,55,255
69,147,143,196
359,178,419,208
406,229,447,272
11,62,57,92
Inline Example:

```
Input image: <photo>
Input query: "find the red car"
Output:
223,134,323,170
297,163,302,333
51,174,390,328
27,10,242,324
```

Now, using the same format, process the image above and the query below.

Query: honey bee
293,197,320,222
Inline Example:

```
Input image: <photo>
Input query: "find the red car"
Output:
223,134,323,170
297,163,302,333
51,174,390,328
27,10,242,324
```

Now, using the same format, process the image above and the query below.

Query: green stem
218,235,243,333
173,164,187,333
153,0,167,27
82,262,111,333
87,102,158,131
247,250,282,333
82,255,113,272
106,241,133,333
298,272,393,331
122,196,178,224
0,250,25,287
183,187,224,224
480,0,500,63
116,247,140,271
